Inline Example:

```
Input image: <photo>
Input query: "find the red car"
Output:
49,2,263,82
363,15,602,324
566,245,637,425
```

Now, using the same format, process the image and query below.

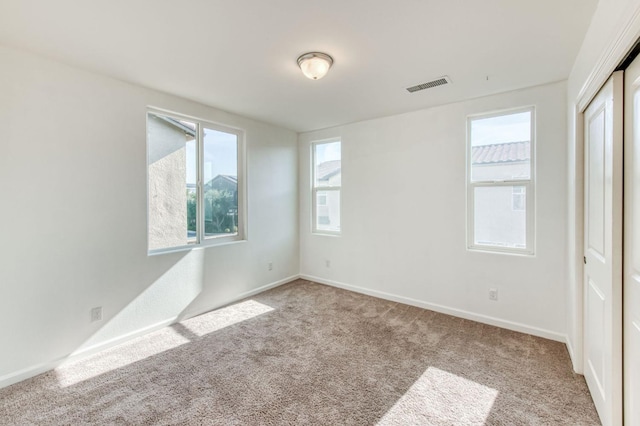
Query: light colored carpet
0,280,600,425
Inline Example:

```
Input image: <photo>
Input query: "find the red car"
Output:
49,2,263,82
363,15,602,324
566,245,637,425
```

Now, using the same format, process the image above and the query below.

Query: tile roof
317,160,341,180
472,141,530,165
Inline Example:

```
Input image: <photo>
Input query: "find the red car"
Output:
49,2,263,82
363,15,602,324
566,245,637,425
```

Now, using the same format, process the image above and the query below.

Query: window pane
147,113,197,251
474,186,526,248
470,111,531,182
316,190,340,232
203,128,238,238
314,141,341,187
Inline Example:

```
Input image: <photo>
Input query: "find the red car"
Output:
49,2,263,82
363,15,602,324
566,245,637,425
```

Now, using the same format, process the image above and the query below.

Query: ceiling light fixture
297,52,333,80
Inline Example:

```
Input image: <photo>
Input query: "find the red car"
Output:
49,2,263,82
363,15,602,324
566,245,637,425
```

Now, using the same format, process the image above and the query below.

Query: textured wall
147,116,189,251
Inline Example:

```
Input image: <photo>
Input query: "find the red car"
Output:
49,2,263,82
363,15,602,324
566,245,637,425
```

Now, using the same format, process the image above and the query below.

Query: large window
312,139,341,234
147,110,244,253
467,108,534,254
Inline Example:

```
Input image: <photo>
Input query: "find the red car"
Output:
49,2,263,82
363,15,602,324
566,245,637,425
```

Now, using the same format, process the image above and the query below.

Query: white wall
566,0,640,372
0,45,299,386
299,81,568,340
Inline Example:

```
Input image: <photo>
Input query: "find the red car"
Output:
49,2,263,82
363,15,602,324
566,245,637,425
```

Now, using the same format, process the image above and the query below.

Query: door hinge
584,256,587,264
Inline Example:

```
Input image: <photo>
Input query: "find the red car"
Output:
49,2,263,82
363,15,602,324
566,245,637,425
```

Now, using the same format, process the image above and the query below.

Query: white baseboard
300,274,566,343
564,334,584,374
0,275,299,390
179,274,300,320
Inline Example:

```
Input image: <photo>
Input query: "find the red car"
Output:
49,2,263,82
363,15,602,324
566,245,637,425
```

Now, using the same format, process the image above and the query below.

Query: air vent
406,76,451,93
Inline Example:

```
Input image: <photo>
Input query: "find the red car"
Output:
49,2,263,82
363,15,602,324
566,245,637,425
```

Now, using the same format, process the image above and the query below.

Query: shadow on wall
69,249,205,357
0,281,599,424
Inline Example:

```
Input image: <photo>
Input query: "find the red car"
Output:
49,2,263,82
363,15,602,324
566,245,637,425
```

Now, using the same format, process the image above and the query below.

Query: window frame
147,107,246,255
311,138,341,236
466,106,535,255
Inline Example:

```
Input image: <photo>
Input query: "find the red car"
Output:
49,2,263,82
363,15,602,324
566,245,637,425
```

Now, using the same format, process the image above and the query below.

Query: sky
315,141,341,164
186,128,238,184
470,111,531,146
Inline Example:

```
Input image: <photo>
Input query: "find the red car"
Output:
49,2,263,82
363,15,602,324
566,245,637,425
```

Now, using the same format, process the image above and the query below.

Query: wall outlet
90,306,103,322
267,262,273,271
325,259,331,268
489,288,498,301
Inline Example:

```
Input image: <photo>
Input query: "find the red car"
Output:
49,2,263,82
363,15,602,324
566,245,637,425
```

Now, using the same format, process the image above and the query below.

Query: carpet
0,280,600,425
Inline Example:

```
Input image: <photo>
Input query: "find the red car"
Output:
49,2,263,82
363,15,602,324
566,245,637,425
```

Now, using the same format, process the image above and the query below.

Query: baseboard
0,274,299,390
180,274,301,320
300,274,566,343
565,335,582,374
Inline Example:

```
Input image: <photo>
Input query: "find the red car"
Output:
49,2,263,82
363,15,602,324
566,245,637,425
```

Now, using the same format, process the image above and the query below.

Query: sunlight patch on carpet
377,367,498,424
54,327,190,388
180,299,274,337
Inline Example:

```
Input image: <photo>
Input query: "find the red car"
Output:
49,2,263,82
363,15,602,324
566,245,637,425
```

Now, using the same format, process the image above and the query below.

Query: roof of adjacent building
205,175,238,189
317,160,341,181
471,141,530,165
154,114,197,137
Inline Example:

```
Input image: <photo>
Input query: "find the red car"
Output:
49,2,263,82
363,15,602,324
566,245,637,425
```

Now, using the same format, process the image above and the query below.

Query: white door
624,55,640,426
583,71,623,426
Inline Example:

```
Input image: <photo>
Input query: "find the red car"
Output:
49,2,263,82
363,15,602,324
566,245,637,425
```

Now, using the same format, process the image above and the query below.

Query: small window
147,110,244,254
312,140,341,234
467,108,534,254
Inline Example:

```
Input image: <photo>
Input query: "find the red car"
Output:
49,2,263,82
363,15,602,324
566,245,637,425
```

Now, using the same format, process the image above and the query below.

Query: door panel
624,54,640,426
587,107,606,259
586,279,606,398
583,72,623,426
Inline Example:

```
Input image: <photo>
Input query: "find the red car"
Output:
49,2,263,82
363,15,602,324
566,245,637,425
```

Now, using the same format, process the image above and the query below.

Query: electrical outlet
268,262,273,271
489,288,498,301
91,307,103,322
325,259,331,268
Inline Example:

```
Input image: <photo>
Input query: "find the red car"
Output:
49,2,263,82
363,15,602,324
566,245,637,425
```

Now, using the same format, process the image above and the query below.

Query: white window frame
312,138,341,235
466,106,535,255
147,108,246,255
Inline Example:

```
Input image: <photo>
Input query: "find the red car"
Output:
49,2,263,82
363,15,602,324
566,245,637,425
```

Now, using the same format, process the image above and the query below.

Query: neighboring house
206,174,238,196
147,114,195,251
471,141,530,248
316,159,341,230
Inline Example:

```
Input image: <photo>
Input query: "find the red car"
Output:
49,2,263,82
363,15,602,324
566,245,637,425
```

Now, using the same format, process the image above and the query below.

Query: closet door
624,54,640,426
583,71,623,426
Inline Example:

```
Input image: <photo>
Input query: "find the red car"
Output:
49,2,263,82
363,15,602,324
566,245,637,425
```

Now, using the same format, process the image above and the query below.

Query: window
467,108,534,254
147,110,244,253
512,186,525,211
312,140,341,234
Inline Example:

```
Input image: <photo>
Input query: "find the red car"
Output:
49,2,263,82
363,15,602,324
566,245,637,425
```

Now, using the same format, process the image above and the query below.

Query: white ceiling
0,0,598,132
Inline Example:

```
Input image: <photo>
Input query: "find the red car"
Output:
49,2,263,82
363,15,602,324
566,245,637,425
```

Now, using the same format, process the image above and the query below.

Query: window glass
315,190,340,232
203,128,238,238
470,111,531,182
147,113,197,251
314,141,341,187
468,108,534,254
474,186,527,248
313,140,341,234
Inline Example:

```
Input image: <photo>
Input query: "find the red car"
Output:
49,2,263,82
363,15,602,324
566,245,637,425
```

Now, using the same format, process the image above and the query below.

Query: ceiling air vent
406,76,451,93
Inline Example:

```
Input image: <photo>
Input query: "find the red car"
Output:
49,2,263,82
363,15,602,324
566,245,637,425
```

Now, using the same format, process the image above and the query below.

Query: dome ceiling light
297,52,333,80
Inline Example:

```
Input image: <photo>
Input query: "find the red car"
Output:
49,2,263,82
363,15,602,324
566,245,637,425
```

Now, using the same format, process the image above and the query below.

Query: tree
186,191,197,232
204,189,237,234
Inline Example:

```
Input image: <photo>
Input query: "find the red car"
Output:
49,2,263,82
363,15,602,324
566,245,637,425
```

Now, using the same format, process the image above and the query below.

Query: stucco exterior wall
147,115,190,251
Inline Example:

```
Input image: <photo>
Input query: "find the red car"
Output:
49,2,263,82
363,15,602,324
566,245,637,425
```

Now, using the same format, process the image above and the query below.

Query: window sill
312,231,341,237
148,237,247,256
467,245,535,257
